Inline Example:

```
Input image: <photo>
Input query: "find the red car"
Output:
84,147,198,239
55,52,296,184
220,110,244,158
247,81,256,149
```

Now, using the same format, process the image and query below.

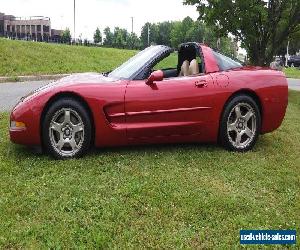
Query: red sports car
9,43,288,159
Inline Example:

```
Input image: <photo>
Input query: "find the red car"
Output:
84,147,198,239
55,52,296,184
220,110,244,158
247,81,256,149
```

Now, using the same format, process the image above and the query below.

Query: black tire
42,98,92,159
219,95,261,152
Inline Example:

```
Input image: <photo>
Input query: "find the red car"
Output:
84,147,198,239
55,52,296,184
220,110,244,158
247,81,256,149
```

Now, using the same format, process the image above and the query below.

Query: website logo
240,230,296,245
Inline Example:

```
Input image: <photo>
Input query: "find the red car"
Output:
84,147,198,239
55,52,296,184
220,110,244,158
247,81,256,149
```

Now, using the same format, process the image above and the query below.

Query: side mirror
146,70,164,85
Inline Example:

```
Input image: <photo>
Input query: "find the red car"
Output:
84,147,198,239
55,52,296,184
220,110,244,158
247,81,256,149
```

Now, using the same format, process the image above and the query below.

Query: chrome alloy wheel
226,103,257,149
49,108,85,157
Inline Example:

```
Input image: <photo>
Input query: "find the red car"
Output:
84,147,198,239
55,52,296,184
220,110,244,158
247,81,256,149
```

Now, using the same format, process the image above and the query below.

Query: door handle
195,80,207,88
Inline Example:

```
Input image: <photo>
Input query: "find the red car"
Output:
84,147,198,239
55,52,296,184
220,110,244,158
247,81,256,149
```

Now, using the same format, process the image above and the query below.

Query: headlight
10,121,26,129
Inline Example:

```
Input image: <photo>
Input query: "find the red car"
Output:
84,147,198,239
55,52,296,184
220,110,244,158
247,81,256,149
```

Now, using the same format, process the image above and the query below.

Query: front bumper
9,100,42,146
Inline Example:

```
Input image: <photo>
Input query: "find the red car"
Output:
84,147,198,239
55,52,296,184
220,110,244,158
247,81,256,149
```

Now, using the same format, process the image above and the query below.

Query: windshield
108,46,170,80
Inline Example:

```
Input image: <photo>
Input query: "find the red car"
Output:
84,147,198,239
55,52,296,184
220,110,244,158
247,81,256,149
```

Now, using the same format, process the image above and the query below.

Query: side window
196,55,202,64
196,55,203,74
154,53,177,70
179,55,203,76
212,51,242,71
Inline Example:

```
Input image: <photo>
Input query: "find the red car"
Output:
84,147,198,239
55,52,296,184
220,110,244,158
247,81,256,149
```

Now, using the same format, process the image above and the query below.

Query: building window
43,25,49,32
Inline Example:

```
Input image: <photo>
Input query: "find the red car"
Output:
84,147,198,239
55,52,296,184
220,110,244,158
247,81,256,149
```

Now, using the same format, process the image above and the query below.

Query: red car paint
10,44,288,148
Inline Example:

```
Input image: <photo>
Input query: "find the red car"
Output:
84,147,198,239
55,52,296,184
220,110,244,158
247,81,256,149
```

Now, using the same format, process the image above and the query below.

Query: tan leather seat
188,59,199,75
179,60,190,76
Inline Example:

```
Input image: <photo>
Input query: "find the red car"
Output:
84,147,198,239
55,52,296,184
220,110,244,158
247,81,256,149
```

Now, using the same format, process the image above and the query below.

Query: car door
125,74,216,140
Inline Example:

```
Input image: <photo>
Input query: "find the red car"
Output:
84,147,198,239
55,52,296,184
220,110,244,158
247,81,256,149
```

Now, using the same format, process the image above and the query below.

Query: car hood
38,72,117,90
21,73,117,102
45,72,116,88
57,72,116,84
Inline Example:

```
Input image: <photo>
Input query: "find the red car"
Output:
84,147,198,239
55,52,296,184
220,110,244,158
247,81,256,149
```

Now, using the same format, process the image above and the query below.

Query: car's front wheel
42,98,92,159
219,95,261,152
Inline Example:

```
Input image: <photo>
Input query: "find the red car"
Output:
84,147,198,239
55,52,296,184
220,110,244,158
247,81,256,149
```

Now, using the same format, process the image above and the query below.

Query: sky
0,0,199,40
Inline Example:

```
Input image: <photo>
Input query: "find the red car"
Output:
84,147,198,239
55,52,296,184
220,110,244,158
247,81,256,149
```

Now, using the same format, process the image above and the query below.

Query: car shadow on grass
87,136,279,161
5,134,278,163
8,142,221,158
90,142,222,155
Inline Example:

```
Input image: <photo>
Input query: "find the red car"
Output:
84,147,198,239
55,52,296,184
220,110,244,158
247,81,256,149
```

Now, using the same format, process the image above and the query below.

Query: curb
0,74,71,83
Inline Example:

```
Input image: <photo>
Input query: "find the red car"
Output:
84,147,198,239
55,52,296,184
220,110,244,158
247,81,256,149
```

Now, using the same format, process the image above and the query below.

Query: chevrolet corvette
9,42,288,159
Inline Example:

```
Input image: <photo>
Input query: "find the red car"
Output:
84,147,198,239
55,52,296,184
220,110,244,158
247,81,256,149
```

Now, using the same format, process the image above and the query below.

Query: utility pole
217,37,221,50
147,23,150,46
285,40,290,67
73,0,76,42
60,15,63,30
131,17,134,34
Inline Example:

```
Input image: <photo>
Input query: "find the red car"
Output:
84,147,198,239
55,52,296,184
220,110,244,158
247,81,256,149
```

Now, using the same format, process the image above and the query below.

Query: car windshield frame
108,46,172,80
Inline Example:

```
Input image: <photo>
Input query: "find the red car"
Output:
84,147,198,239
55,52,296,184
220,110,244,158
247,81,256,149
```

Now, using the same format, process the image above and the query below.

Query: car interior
154,43,204,79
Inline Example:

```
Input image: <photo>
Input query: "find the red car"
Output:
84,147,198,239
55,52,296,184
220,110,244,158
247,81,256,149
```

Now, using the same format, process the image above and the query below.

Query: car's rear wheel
219,95,261,152
42,98,91,159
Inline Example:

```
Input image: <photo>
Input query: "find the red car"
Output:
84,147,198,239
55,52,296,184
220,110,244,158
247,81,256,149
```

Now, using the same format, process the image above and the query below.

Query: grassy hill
0,38,137,77
0,38,299,78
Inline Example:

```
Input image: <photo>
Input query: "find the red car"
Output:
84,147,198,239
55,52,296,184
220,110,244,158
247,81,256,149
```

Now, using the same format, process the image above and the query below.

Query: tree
93,27,102,44
287,31,300,55
113,27,128,49
184,0,300,65
127,33,142,50
181,16,194,38
99,18,235,54
156,21,174,47
84,38,89,46
140,22,150,48
277,30,300,58
170,17,207,48
140,23,159,48
103,27,113,46
140,17,236,54
170,21,185,48
61,28,71,44
170,17,205,48
185,20,205,43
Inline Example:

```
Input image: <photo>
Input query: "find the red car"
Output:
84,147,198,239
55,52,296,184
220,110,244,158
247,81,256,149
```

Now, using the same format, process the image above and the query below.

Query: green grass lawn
0,91,299,248
2,38,299,81
0,38,178,78
284,67,300,79
0,38,137,77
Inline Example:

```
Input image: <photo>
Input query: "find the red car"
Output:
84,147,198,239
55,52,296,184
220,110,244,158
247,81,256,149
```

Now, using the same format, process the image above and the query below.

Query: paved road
287,78,300,91
0,78,299,112
0,80,52,112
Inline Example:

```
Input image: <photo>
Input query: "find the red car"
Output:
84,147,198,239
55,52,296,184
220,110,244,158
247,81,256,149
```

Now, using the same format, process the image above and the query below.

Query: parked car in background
288,55,300,67
9,42,288,159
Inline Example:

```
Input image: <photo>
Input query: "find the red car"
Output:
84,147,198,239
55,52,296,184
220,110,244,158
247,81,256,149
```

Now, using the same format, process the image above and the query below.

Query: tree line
61,0,299,66
92,17,237,57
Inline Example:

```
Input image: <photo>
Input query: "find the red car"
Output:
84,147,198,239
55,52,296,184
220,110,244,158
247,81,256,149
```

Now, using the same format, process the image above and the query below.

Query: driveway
0,78,299,112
